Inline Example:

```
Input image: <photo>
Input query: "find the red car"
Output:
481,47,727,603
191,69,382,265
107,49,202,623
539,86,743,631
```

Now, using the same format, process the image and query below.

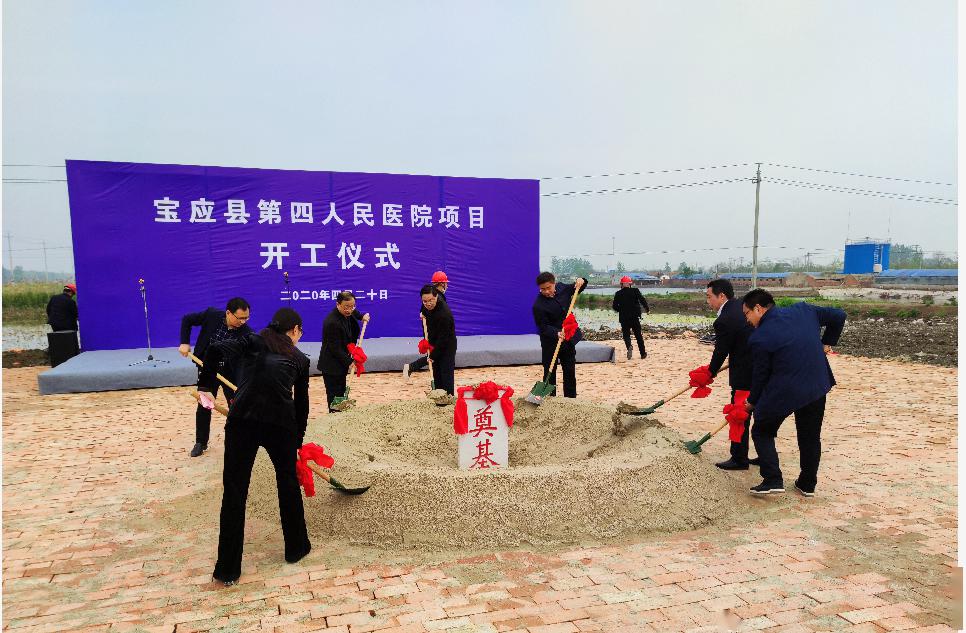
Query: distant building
843,239,891,274
875,269,958,289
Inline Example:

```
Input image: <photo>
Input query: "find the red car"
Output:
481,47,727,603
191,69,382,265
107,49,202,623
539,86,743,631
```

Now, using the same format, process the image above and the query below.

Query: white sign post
457,388,510,470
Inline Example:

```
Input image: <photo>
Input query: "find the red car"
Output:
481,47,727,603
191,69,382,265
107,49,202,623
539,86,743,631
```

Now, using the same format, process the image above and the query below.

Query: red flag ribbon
688,364,714,398
562,313,579,341
346,343,367,377
296,442,335,497
453,382,515,435
417,338,434,355
722,390,751,443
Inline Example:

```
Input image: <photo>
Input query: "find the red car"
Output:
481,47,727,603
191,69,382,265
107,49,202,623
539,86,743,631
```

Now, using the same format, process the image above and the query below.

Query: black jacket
612,287,650,322
532,278,587,348
198,333,310,442
180,308,252,359
46,292,78,331
421,299,457,361
317,308,364,375
708,299,753,390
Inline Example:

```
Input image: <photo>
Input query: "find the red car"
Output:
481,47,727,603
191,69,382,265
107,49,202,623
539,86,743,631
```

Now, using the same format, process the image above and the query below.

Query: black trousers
620,318,646,355
751,395,826,491
213,420,310,583
322,372,348,411
196,375,234,446
408,355,429,373
541,340,577,398
431,354,456,395
729,388,751,464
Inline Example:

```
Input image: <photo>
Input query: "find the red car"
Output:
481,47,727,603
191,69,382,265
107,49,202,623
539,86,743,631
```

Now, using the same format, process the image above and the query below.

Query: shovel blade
682,432,712,455
328,475,370,495
525,381,555,405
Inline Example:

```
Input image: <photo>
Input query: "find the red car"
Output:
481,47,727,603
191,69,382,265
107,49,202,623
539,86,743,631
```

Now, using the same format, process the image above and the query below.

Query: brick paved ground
3,339,960,632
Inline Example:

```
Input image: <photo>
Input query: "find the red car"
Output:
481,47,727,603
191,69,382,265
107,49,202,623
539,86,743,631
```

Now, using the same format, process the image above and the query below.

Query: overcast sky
2,0,957,275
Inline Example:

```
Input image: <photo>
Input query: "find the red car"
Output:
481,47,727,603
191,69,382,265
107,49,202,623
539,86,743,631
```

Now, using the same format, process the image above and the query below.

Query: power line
541,177,749,198
763,163,954,187
540,162,751,181
761,177,958,205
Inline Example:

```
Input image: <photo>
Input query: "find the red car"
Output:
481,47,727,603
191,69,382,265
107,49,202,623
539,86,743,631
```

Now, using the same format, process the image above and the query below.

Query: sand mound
248,398,738,549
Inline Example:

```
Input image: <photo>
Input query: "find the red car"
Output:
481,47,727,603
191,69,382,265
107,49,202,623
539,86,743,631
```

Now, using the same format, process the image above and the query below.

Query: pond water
583,286,702,296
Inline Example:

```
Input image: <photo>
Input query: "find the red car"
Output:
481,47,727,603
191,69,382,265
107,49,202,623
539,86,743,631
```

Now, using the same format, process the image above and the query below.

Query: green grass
3,282,66,325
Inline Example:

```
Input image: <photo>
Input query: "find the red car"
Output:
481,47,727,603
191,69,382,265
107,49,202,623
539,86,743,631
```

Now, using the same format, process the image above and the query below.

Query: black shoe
715,459,749,471
794,481,815,497
190,443,207,457
286,543,312,564
749,481,785,495
748,457,761,466
626,348,633,360
212,574,238,587
640,351,647,359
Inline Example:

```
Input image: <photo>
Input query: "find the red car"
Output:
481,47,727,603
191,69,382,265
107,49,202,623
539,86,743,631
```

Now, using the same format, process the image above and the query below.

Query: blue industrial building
843,240,891,274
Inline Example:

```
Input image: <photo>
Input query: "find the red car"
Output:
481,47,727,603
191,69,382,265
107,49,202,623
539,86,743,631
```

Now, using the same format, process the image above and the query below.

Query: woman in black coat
197,307,311,586
420,284,457,395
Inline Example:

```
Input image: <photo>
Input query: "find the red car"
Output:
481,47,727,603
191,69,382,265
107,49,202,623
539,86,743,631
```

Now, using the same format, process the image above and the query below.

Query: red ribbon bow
417,338,434,355
296,442,335,497
562,313,579,341
346,343,367,377
688,365,714,398
722,390,751,443
454,381,515,435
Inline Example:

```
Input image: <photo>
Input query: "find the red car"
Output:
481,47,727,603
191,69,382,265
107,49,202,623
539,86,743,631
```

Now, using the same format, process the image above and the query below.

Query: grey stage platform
37,335,616,395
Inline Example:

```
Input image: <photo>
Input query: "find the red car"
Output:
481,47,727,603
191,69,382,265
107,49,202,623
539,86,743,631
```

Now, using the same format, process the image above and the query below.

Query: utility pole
751,163,762,288
41,241,49,282
612,236,616,273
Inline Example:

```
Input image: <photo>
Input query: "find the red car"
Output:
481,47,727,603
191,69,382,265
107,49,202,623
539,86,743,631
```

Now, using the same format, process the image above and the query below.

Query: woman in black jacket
197,307,311,586
420,284,457,395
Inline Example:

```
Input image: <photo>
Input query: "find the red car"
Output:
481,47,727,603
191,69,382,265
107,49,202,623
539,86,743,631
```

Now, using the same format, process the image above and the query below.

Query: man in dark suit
612,276,650,360
403,271,449,379
742,289,846,496
179,297,252,457
532,272,587,398
46,283,78,332
704,279,754,470
317,291,370,412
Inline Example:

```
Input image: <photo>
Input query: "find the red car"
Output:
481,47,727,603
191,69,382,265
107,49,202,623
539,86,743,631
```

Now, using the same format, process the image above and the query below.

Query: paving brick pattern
3,340,960,632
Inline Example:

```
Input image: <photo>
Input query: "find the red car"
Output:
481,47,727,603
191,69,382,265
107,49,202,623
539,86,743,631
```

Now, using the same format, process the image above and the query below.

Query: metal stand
129,279,169,367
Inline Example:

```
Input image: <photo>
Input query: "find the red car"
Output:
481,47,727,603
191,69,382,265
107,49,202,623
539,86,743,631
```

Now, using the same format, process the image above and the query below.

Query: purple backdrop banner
65,160,539,351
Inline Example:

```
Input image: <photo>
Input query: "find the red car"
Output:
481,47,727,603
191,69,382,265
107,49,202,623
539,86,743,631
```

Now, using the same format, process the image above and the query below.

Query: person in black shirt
704,279,755,470
420,284,458,395
197,307,312,586
317,292,370,412
179,298,252,457
612,276,650,360
532,272,587,398
403,271,449,379
46,283,78,332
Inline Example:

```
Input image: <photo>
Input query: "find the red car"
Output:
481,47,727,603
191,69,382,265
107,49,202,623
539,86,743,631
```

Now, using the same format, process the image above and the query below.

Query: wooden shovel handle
191,390,230,417
421,314,434,372
546,281,583,378
357,319,368,346
305,461,333,483
188,353,238,392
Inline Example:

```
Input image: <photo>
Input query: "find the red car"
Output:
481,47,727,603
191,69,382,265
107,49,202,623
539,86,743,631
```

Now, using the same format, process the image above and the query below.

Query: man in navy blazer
704,279,754,470
741,289,846,496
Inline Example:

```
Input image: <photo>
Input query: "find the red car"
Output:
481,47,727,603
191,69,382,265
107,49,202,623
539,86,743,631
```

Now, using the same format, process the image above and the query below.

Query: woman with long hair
197,307,311,585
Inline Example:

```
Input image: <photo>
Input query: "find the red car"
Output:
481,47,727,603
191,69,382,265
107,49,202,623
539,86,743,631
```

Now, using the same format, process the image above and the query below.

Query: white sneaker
402,363,410,380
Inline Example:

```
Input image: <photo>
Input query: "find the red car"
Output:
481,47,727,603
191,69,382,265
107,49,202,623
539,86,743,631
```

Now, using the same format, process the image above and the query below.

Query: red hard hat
620,276,632,283
64,283,77,293
431,271,449,283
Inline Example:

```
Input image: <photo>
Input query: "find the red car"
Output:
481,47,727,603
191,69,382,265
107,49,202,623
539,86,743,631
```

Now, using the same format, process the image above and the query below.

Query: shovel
331,320,368,411
190,391,369,495
683,418,733,455
616,362,729,416
188,353,238,391
525,283,582,405
421,314,435,391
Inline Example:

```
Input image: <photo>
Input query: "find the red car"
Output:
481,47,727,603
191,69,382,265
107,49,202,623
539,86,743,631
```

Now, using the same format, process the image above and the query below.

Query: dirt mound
247,398,739,549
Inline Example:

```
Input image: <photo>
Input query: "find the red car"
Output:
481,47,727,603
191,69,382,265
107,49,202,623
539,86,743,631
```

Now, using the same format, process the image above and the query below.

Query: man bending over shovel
532,272,587,398
317,292,369,413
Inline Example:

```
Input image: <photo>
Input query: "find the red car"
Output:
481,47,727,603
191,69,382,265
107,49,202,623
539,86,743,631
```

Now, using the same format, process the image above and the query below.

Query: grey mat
37,335,615,395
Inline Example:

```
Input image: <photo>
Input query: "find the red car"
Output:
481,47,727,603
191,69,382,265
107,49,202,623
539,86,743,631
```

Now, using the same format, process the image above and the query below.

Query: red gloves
347,343,367,377
296,442,335,497
562,313,579,341
417,338,434,355
688,365,714,398
723,390,751,443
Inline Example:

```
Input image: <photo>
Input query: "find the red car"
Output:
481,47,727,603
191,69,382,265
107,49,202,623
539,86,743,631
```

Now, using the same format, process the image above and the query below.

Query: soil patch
246,398,739,550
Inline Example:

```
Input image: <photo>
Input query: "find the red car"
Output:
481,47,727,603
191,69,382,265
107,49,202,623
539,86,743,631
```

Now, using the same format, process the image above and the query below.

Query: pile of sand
247,398,739,549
